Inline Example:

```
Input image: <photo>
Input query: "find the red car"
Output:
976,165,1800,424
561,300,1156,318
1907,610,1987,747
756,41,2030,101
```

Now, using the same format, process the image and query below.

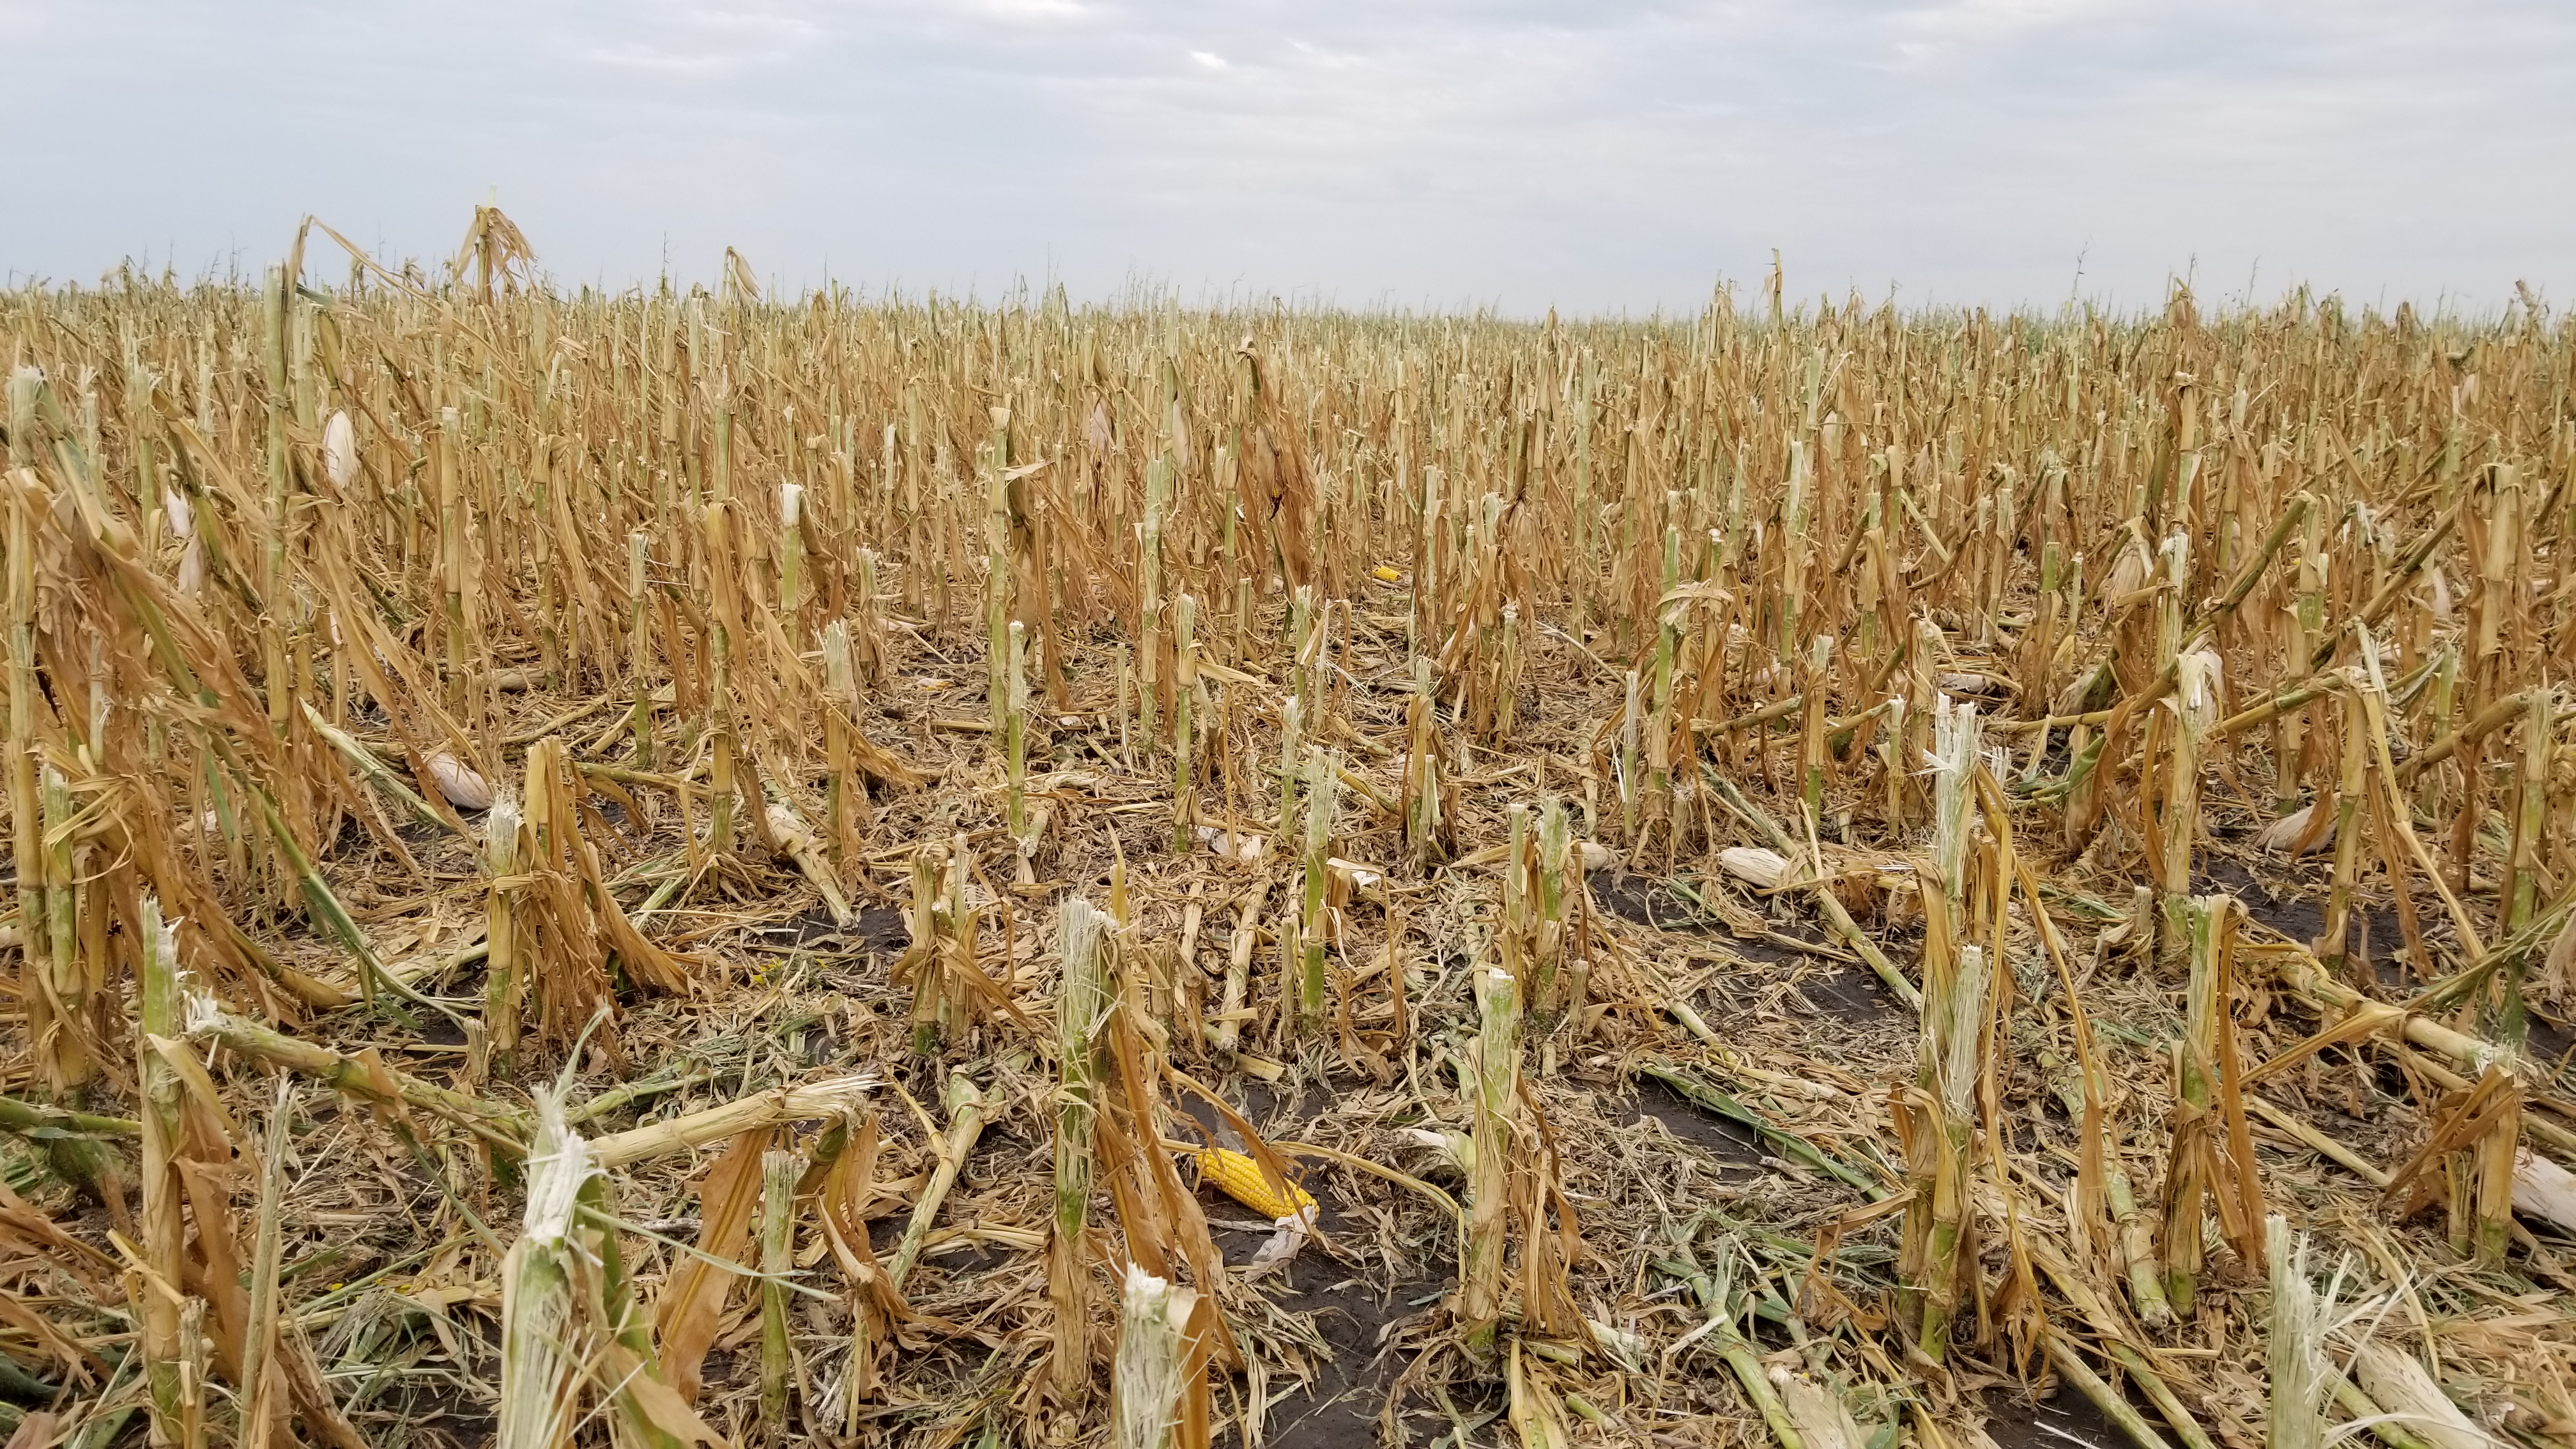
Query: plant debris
3,220,2575,1449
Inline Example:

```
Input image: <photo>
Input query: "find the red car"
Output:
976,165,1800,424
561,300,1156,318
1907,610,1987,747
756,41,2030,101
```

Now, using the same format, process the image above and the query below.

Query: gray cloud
5,0,2571,311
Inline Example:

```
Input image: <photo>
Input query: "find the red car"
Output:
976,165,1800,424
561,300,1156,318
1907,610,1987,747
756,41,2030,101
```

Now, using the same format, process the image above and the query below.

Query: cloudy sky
5,1,2571,314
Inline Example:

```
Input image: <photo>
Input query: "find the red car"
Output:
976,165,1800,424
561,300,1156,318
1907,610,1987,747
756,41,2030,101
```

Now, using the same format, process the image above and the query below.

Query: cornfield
4,210,2576,1449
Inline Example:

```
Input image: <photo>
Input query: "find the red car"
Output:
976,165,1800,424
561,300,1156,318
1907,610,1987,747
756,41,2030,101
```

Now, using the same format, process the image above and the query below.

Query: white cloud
949,0,1091,20
576,43,765,75
1885,0,2122,62
3,0,2572,312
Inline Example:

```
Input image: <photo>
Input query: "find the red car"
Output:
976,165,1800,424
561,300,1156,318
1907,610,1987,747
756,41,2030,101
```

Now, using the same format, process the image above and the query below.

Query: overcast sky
6,1,2571,314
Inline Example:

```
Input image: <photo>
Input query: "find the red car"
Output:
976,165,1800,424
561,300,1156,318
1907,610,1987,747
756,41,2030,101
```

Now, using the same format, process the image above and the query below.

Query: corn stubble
3,225,2576,1448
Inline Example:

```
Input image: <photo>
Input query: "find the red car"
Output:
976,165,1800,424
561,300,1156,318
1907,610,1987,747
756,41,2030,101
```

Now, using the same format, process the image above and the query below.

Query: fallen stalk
1710,775,1920,1009
1638,1061,1885,1198
189,1006,877,1167
0,1094,140,1140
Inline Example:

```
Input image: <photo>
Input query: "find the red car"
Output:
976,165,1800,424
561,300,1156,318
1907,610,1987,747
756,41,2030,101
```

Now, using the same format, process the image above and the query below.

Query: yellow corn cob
1195,1147,1315,1219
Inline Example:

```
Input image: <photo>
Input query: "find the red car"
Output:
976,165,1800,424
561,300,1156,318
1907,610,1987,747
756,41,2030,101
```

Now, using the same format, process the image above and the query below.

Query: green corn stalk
1929,697,1979,910
1114,641,1133,767
1297,749,1336,1035
438,406,466,709
36,763,88,1098
904,847,945,1058
1619,670,1642,841
32,385,420,1020
778,480,806,646
1665,1248,1806,1449
1722,440,1749,570
1984,470,2017,634
496,1091,596,1449
4,372,33,481
1171,595,1197,850
2478,686,2548,1052
2158,648,2221,973
853,548,885,685
1902,617,1942,829
1404,657,1441,869
1801,633,1836,829
1138,459,1168,752
1568,353,1597,643
1460,965,1522,1358
2420,645,2459,818
2317,686,2367,975
135,898,187,1447
2032,537,2063,710
705,500,739,858
2105,1156,2172,1328
1276,693,1304,843
129,357,162,551
484,795,525,1068
1006,621,1030,848
1414,464,1442,653
5,471,37,1067
262,266,292,726
2471,1072,2520,1269
1503,803,1534,1000
1220,417,1243,599
1112,1264,1199,1449
823,620,858,869
2154,527,2189,675
1781,438,1809,654
625,531,656,767
2505,689,2552,935
758,1147,804,1432
1878,698,1910,832
2266,1215,2339,1449
987,408,1013,737
2162,894,2226,1318
2476,466,2519,663
2281,502,2327,811
1539,800,1579,1022
1310,592,1335,728
1909,698,1984,1361
939,848,976,1046
1053,899,1112,1393
1913,941,1989,1363
890,1074,988,1291
1650,508,1681,831
1289,584,1315,718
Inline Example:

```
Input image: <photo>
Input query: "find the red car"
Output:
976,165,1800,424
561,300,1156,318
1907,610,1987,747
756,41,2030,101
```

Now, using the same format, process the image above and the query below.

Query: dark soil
1591,870,1724,933
2200,855,2410,985
1165,1076,1436,1449
1244,1270,1436,1449
1982,1376,2128,1449
1790,962,1910,1028
757,901,908,953
1624,1074,1766,1168
848,903,914,954
2204,854,2576,1070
